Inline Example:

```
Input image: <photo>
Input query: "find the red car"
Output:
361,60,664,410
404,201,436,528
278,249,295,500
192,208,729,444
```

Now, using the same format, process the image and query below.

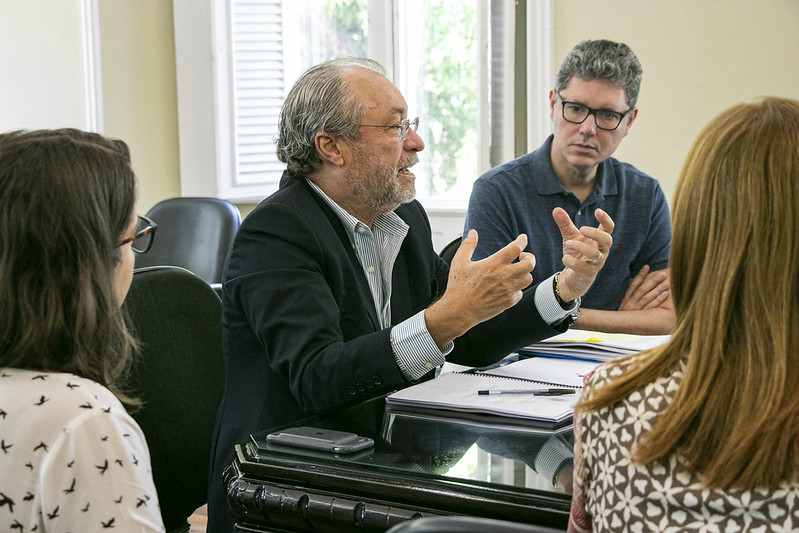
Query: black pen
477,388,575,396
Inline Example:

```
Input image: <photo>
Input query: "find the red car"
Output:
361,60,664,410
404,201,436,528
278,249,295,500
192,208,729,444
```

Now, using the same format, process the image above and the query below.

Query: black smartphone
265,426,375,454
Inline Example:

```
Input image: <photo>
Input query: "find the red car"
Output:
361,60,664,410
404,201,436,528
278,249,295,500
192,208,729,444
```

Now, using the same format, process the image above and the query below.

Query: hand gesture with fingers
553,207,614,303
425,230,536,347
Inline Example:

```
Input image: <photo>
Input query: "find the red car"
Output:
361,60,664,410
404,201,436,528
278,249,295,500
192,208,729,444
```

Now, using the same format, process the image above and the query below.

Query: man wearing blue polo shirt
465,39,674,334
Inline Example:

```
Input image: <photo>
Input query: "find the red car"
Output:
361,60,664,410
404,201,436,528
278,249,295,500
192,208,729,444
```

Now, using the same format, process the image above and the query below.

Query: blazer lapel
301,179,381,331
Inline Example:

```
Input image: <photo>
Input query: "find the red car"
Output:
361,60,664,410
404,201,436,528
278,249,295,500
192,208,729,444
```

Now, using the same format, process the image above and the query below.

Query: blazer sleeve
224,198,410,414
398,197,565,368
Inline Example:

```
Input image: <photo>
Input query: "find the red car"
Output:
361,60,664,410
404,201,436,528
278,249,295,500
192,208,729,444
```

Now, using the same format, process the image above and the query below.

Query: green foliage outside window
324,0,368,56
419,2,477,194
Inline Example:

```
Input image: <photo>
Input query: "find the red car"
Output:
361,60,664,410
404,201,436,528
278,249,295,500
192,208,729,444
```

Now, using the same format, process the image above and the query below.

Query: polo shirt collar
532,135,619,199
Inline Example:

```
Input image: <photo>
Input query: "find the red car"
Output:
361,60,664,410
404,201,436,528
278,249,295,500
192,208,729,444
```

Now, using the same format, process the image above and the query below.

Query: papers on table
478,357,598,388
520,329,670,362
386,358,601,427
386,331,667,427
385,371,577,427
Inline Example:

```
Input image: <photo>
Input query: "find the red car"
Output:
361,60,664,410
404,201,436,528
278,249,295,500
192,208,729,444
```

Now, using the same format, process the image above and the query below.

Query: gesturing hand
447,229,536,321
553,207,614,303
425,230,535,347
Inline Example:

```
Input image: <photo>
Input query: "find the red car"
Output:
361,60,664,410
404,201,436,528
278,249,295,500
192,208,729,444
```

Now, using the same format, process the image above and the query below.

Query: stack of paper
386,372,577,426
520,329,670,362
385,358,598,427
385,333,669,426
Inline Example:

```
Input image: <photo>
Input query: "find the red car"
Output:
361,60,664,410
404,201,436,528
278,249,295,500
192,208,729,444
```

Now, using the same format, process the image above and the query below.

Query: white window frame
526,0,554,152
172,0,552,211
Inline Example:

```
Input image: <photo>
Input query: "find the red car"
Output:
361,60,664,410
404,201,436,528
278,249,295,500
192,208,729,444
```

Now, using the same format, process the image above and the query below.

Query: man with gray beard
207,57,614,532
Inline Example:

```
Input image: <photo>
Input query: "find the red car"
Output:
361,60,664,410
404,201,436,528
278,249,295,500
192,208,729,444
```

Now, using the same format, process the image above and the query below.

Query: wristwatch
554,272,581,328
562,302,581,329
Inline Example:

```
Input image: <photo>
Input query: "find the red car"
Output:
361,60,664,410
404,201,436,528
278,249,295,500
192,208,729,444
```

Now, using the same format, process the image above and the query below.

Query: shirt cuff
535,273,577,325
534,434,575,485
391,310,450,380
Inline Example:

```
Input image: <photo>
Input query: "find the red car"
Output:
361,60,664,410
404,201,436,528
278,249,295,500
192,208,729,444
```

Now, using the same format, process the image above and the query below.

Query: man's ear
315,132,347,166
620,107,639,137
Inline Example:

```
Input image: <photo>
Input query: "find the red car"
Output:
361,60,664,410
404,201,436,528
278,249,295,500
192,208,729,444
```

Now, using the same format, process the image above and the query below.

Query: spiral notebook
386,358,598,426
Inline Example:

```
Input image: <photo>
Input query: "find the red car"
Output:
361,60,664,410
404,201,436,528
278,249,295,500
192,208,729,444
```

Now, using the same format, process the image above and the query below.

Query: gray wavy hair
555,40,642,108
276,57,386,176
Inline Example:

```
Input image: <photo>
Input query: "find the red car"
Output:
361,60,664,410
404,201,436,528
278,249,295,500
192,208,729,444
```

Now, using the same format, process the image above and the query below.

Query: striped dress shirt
307,179,451,380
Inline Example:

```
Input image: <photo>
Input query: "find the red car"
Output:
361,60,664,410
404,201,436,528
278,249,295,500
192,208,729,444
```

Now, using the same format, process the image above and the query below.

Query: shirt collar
532,135,619,198
306,178,408,241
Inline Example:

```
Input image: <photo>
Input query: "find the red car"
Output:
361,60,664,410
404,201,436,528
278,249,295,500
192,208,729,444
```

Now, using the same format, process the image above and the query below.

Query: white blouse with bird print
0,367,164,532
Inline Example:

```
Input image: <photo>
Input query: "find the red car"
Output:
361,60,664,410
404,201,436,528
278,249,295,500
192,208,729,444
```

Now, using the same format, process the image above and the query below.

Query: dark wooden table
224,397,573,532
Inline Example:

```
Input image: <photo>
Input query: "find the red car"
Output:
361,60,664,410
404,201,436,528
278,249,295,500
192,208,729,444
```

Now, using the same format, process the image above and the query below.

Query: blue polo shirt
464,135,671,311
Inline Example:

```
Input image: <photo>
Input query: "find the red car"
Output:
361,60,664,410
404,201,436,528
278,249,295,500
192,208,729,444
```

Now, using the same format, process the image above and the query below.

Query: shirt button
366,266,375,274
577,209,583,215
357,227,366,234
424,362,434,370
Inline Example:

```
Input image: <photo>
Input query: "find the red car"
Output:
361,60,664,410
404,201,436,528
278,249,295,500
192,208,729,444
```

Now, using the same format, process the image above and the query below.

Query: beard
348,144,418,216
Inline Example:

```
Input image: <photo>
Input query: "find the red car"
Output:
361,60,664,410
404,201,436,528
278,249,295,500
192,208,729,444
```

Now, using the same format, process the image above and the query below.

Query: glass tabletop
245,397,575,496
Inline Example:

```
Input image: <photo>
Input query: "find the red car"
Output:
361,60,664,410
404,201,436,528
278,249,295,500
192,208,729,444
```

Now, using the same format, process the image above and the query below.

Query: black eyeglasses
557,92,631,131
116,215,157,253
360,117,420,140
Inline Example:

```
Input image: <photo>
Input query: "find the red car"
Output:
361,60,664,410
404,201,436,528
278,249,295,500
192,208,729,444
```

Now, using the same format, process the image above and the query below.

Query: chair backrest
123,266,225,533
386,516,566,533
134,197,242,285
439,237,462,265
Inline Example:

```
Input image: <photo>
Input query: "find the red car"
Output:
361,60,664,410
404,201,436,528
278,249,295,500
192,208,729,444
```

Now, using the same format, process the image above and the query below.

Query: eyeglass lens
400,117,420,139
131,217,154,253
562,103,623,130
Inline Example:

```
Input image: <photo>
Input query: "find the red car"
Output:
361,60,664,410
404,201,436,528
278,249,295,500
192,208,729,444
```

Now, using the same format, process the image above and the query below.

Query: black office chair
124,266,225,533
386,516,565,532
386,516,565,533
439,236,462,265
134,197,241,286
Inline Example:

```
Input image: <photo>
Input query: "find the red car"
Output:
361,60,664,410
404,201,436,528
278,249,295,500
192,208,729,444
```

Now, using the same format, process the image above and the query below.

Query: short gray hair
555,40,642,108
276,57,386,176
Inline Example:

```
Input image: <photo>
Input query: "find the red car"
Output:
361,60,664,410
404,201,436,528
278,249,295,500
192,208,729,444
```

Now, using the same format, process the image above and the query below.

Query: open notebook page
477,357,599,388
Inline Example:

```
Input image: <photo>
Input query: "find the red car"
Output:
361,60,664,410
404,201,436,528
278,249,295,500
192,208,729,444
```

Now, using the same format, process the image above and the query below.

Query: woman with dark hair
0,129,164,531
568,97,799,531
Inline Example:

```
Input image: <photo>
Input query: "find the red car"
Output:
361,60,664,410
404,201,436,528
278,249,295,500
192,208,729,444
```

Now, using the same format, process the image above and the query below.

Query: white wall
0,0,100,131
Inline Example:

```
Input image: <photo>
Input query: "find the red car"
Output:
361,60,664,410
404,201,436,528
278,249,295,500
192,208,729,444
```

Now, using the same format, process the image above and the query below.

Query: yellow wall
100,0,799,215
553,0,799,205
99,0,181,214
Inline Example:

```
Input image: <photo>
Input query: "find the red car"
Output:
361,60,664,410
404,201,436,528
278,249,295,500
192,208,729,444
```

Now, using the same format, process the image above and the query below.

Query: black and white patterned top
570,358,799,532
0,367,164,532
